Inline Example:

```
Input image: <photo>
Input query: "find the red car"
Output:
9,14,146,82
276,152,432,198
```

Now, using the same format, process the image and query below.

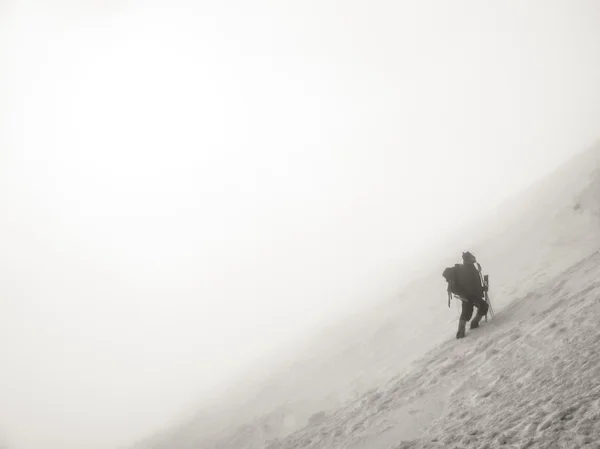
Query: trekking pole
486,291,495,318
455,296,461,320
447,290,462,320
483,275,494,320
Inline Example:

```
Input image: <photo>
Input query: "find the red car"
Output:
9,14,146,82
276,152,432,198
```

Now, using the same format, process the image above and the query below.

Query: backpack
442,262,484,298
442,264,463,296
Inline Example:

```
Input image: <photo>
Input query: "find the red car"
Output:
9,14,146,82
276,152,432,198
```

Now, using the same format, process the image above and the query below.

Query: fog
1,1,599,449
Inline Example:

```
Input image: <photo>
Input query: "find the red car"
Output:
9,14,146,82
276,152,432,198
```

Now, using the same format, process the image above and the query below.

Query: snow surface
132,143,600,449
267,250,600,449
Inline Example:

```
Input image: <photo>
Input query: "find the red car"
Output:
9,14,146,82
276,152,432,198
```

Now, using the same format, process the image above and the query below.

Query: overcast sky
1,1,599,449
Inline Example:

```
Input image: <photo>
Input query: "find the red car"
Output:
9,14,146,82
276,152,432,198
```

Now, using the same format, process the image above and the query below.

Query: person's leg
457,300,474,339
470,296,489,329
460,300,475,321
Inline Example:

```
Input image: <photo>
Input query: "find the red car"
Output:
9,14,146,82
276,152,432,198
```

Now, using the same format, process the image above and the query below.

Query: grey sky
1,1,599,449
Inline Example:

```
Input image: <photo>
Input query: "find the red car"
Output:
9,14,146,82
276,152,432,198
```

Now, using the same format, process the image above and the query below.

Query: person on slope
451,251,489,339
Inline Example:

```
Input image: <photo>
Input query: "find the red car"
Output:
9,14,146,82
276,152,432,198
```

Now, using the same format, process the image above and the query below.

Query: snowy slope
131,143,600,449
267,250,600,449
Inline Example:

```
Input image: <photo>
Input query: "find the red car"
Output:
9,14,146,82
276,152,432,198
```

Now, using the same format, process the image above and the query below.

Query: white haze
0,1,599,449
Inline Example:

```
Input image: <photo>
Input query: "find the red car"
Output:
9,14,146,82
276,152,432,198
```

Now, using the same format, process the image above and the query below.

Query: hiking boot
470,313,485,329
456,319,467,339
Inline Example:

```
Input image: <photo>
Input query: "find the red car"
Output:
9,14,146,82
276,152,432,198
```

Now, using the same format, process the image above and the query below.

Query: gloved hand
482,285,489,292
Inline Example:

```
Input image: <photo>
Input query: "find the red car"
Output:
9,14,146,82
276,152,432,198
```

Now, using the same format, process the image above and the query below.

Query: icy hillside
132,144,600,449
267,251,600,449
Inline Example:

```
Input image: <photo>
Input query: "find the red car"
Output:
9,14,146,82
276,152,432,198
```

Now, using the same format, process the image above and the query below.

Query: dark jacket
454,262,484,298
